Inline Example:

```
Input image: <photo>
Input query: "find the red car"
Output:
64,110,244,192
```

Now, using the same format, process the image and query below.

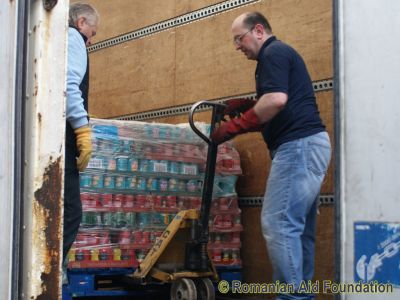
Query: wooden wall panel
88,0,332,117
175,0,332,103
89,32,176,118
74,0,223,44
175,0,223,16
73,0,176,43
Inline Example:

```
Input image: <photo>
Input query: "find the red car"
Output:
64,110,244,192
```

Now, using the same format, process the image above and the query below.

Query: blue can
116,156,129,171
147,177,159,191
80,173,92,188
91,174,104,188
159,126,167,139
103,175,115,189
169,161,180,174
139,159,150,172
115,176,126,189
126,176,137,189
136,177,147,191
118,139,131,153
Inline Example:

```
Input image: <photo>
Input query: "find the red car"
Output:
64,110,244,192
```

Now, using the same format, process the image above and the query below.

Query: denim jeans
261,131,331,300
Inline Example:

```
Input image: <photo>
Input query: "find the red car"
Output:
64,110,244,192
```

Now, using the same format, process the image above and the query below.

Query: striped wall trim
88,0,260,53
238,194,335,207
114,78,333,121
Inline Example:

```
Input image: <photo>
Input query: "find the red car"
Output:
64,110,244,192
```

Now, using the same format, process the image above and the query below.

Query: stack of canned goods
70,119,243,269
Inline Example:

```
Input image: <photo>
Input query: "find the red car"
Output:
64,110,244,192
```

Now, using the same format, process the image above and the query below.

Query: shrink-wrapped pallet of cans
68,118,243,269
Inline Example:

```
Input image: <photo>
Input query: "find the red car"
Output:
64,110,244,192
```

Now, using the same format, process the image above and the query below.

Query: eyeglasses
233,27,254,45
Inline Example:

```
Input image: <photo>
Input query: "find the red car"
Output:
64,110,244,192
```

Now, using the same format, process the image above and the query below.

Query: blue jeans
261,132,331,300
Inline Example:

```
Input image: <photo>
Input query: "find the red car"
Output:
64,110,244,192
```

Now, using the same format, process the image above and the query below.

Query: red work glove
211,108,262,144
223,98,257,117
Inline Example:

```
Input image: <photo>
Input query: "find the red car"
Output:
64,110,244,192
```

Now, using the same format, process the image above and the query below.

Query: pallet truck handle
189,101,227,145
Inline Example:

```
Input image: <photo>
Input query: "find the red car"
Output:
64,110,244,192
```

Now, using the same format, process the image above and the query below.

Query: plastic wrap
68,118,243,269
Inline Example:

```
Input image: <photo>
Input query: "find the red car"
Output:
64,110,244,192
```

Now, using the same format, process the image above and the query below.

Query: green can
137,212,152,229
115,211,127,228
103,212,115,228
82,212,95,227
125,212,136,228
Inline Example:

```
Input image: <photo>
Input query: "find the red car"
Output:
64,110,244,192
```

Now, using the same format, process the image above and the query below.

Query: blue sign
354,222,400,287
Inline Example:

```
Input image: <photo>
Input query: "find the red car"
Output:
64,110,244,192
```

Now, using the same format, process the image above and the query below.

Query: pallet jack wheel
170,278,197,300
195,278,215,300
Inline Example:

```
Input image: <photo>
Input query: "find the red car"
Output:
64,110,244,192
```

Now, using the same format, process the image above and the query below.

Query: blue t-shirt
256,36,325,151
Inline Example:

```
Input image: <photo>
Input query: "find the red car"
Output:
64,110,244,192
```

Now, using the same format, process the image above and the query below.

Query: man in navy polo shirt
212,12,331,299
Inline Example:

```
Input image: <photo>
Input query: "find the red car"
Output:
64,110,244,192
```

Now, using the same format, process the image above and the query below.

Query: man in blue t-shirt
212,12,331,300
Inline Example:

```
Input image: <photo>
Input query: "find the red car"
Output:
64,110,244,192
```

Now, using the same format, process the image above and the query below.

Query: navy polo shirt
255,36,325,151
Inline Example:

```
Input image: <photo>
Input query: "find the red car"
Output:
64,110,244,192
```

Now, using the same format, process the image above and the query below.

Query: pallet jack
132,101,227,300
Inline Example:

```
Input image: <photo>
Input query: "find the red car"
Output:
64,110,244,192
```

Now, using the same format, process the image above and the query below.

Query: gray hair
69,2,99,27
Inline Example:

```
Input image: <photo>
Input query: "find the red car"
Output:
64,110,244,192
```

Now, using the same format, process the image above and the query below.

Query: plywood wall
76,0,334,293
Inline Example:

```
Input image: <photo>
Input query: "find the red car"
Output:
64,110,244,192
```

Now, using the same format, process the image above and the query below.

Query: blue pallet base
63,266,242,299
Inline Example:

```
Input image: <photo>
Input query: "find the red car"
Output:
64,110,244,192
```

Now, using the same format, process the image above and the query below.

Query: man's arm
66,28,88,129
253,92,288,123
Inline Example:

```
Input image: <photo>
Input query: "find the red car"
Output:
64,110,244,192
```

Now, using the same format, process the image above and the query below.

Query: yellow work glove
74,125,92,171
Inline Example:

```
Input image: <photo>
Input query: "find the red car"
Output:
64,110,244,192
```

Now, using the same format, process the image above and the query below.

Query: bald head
232,12,272,33
231,12,272,60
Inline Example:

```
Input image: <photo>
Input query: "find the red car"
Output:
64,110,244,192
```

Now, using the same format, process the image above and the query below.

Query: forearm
253,92,288,124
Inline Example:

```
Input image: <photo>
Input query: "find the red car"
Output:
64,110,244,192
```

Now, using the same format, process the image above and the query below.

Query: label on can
115,176,126,189
91,174,104,188
153,160,168,173
136,177,146,191
103,175,115,189
147,177,158,191
129,157,139,172
159,178,168,192
126,176,137,189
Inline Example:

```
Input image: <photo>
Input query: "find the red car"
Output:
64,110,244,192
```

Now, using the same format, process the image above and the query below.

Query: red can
75,248,91,261
101,193,113,207
133,231,143,244
119,230,131,244
98,247,113,261
135,195,146,208
121,249,134,261
98,231,110,245
80,193,91,207
145,195,154,209
166,195,177,208
114,194,124,208
219,197,229,210
223,214,233,228
142,231,151,244
74,233,87,248
222,159,234,169
232,232,241,243
213,215,223,228
153,195,163,208
91,193,101,207
189,197,201,209
212,249,222,263
124,195,135,208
